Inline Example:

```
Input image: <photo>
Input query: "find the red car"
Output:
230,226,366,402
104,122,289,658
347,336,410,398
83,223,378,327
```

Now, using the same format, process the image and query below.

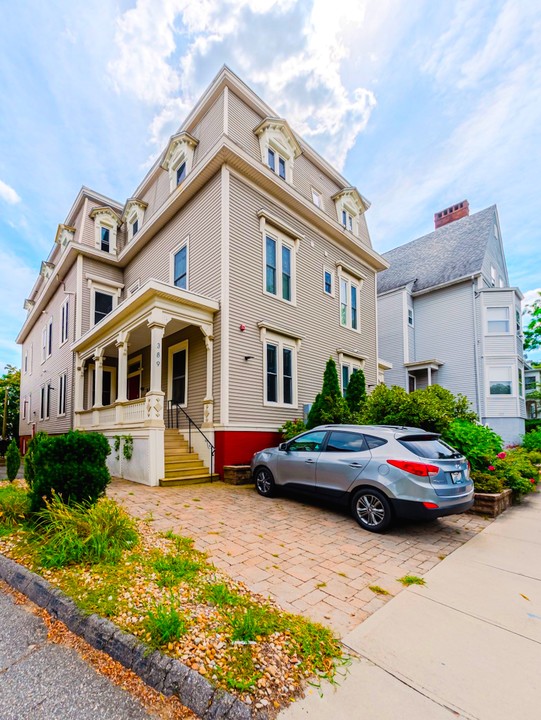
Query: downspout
471,277,482,419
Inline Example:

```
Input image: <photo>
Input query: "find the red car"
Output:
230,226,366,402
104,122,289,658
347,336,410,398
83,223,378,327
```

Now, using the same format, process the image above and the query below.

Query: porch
72,280,219,486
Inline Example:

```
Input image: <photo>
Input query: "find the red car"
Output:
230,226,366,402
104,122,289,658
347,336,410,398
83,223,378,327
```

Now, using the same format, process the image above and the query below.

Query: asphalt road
0,589,153,720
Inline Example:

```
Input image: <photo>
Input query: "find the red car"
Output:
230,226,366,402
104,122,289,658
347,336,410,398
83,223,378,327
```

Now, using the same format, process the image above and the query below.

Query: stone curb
0,553,265,720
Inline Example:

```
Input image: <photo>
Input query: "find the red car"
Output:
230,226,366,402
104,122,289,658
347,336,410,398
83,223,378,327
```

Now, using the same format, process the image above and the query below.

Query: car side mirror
278,442,288,451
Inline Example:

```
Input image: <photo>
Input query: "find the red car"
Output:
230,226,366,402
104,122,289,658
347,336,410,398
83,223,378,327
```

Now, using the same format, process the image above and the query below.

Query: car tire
254,466,276,498
351,488,392,533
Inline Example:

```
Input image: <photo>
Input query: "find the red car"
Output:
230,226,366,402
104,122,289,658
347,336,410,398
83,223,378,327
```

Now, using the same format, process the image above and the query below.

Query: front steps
160,429,217,487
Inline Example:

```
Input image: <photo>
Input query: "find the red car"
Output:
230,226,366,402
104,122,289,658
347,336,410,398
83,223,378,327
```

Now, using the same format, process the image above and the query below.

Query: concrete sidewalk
280,493,541,720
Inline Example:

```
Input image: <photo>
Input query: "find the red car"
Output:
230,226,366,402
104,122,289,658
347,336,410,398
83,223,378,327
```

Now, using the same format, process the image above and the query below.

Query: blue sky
1,0,540,371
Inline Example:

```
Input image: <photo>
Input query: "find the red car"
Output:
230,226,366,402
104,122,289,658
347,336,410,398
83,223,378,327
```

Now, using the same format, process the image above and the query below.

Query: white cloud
0,248,37,369
0,179,21,205
108,0,378,169
523,288,541,309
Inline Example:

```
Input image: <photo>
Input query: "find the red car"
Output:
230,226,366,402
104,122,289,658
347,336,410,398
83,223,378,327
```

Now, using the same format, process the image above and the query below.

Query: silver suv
251,425,474,532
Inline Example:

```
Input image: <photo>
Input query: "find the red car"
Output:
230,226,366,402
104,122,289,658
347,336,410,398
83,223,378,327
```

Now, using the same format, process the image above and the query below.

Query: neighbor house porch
72,280,219,486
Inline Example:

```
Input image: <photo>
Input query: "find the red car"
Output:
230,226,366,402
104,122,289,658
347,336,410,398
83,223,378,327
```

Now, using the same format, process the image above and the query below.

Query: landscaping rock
471,488,513,517
223,465,252,485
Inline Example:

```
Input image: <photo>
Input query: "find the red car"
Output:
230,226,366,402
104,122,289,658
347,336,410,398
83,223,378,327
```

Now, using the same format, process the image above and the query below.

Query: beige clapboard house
17,67,388,486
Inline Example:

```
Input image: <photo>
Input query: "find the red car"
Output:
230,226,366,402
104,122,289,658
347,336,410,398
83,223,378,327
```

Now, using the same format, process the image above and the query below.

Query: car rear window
325,431,368,452
399,437,460,459
364,435,387,449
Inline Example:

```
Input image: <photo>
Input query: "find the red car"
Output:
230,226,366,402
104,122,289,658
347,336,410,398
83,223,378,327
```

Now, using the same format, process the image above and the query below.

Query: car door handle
349,462,364,467
305,459,316,464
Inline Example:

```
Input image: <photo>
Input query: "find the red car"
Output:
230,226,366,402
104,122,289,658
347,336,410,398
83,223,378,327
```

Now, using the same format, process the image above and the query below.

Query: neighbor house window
487,307,510,333
58,372,67,416
264,231,295,303
94,291,114,325
173,243,188,289
339,275,360,331
60,298,69,344
518,368,524,397
408,308,414,327
526,375,536,392
490,266,496,286
516,309,521,334
488,366,512,395
91,207,120,255
267,148,286,179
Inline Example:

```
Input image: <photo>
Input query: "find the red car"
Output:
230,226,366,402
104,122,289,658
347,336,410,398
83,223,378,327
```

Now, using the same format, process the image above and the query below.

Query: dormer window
90,207,121,255
54,224,75,251
254,117,301,185
332,188,370,239
122,199,148,243
161,132,199,193
40,261,55,281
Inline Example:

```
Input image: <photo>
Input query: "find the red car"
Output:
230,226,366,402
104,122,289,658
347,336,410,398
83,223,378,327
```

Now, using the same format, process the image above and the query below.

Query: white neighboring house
525,363,541,420
377,201,526,445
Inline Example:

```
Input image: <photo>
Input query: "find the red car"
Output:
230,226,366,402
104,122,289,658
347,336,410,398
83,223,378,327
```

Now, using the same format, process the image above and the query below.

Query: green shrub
24,432,48,490
29,430,111,512
525,449,541,465
5,439,21,482
470,471,504,494
307,357,349,429
492,448,538,495
345,369,367,415
32,495,138,567
279,418,307,441
0,485,30,529
442,420,503,471
525,419,541,433
521,429,541,452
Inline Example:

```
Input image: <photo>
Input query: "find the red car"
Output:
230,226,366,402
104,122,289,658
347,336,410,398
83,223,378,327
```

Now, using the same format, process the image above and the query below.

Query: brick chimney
434,200,469,229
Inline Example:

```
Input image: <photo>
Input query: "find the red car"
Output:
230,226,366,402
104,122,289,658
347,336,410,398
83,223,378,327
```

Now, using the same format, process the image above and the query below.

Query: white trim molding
260,326,299,408
54,224,76,251
254,117,301,185
170,235,189,290
161,131,199,193
122,198,148,243
89,207,122,256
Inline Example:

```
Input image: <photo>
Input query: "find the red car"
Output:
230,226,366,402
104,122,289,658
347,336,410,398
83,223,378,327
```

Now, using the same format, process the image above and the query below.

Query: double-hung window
342,209,353,231
488,366,512,395
132,218,139,236
518,368,524,397
341,363,359,397
267,148,286,179
100,227,110,252
42,319,53,361
41,327,47,362
261,327,299,407
339,275,360,331
487,307,510,334
94,291,114,325
60,299,69,344
264,232,294,303
173,243,188,289
40,384,51,420
58,372,67,416
408,308,414,327
324,269,333,296
176,161,186,185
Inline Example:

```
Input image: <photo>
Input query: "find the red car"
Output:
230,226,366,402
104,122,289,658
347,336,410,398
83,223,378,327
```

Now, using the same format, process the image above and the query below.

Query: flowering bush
486,447,538,496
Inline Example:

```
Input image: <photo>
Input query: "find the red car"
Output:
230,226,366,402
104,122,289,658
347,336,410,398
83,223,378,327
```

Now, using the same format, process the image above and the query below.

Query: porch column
74,353,85,413
145,313,167,426
93,349,104,409
203,334,214,427
116,333,129,402
427,367,432,386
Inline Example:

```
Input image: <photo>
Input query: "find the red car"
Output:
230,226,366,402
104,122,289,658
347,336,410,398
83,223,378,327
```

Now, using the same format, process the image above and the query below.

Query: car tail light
423,502,439,509
387,459,440,477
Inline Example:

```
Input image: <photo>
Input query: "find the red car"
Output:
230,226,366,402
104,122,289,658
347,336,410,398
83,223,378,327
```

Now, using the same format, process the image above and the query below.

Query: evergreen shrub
5,439,21,482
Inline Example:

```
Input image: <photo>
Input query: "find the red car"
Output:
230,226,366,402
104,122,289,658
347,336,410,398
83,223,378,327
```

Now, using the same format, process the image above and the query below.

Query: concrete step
159,473,220,487
164,446,193,455
165,457,204,469
164,451,200,462
164,464,208,479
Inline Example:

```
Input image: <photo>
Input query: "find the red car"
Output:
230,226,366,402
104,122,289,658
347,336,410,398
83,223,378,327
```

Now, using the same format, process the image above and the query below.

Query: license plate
451,471,463,483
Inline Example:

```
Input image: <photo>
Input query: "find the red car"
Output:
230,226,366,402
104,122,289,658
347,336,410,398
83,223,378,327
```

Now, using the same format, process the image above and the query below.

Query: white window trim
261,222,297,306
518,366,524,399
485,305,511,335
123,199,147,243
60,297,69,346
87,364,117,407
323,266,334,297
254,119,301,186
490,265,497,287
487,365,515,397
87,277,122,328
57,371,67,417
337,268,362,332
24,350,28,375
169,236,189,290
408,307,414,328
40,383,51,421
162,133,198,193
311,187,322,208
261,328,299,408
167,340,189,407
90,208,120,256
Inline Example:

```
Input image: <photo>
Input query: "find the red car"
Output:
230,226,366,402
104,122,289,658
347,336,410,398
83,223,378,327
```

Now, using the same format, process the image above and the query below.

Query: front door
127,374,140,400
171,347,187,405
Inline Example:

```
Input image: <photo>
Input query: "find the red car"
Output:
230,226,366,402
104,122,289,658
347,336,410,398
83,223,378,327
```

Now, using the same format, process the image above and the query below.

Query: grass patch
152,554,202,586
0,484,29,529
397,575,426,587
368,585,390,596
30,496,138,568
144,601,189,647
229,605,280,642
199,582,245,608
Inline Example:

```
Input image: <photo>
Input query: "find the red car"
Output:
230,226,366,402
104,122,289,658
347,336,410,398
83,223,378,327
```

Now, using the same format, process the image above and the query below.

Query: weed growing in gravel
0,484,29,530
397,575,426,587
199,582,246,608
217,645,262,691
229,605,281,642
152,554,203,586
144,601,189,647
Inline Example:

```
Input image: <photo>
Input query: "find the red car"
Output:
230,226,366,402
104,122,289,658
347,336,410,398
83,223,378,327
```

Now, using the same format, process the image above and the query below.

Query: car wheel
254,466,276,498
351,488,392,532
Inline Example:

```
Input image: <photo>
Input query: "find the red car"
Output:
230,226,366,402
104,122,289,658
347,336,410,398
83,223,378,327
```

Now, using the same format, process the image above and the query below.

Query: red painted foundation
214,430,281,477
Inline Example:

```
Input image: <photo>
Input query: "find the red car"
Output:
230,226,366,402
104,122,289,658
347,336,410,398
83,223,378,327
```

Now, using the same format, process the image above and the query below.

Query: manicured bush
29,430,111,512
470,471,504,494
525,419,541,433
0,485,30,529
360,384,410,427
32,495,138,567
5,439,21,482
345,369,367,415
279,418,307,441
442,420,503,471
24,431,48,490
521,428,541,452
306,357,349,429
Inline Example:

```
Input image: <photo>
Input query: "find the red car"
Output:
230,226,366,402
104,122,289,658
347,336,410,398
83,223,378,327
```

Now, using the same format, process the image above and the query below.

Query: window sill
339,323,361,334
57,413,66,418
263,402,297,409
263,289,297,307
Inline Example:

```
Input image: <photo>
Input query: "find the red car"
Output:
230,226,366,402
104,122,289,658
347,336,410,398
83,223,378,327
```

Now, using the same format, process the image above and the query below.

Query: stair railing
166,401,215,478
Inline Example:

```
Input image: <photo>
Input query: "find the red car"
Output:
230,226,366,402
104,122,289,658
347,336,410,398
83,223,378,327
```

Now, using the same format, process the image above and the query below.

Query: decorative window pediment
40,261,55,280
54,224,76,250
332,188,370,237
161,132,199,192
122,198,148,242
89,207,121,255
254,117,301,184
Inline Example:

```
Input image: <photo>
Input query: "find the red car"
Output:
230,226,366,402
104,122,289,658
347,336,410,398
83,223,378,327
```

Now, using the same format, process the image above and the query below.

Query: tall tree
306,357,349,429
524,292,541,351
0,365,21,443
345,368,367,415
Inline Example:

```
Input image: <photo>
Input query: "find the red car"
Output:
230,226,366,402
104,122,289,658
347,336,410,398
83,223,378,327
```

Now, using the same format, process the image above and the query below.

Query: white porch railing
75,397,148,430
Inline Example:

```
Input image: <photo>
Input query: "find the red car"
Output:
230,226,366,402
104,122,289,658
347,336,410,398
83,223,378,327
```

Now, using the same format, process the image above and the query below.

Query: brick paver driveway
109,479,490,636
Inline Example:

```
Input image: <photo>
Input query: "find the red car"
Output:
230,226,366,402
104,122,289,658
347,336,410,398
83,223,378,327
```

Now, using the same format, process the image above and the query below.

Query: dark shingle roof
377,206,496,295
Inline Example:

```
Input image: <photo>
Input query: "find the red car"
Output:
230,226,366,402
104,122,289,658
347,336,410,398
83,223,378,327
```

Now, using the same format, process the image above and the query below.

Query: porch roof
404,358,444,372
73,279,219,360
